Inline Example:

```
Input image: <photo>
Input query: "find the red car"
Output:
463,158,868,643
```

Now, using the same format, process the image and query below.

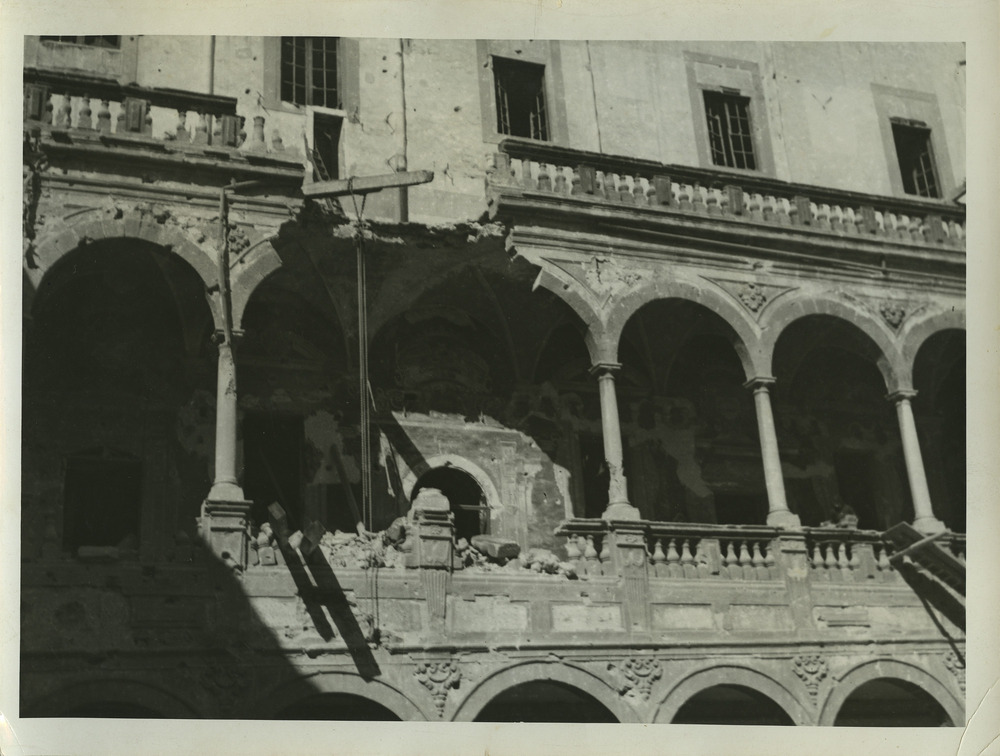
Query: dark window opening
280,37,340,108
412,467,488,542
243,413,304,530
311,112,342,181
63,449,141,551
40,36,121,49
703,90,757,170
834,450,883,529
493,57,549,141
891,119,941,198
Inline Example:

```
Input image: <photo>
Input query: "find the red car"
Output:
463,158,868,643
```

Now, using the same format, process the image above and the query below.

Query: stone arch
401,454,502,516
818,658,963,726
251,672,426,721
605,277,765,379
451,660,639,722
760,294,903,390
899,308,966,390
28,209,224,329
24,678,201,718
228,238,285,332
654,665,811,725
533,267,610,365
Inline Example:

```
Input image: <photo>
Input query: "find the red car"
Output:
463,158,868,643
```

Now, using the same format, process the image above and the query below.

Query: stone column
591,362,640,521
889,390,946,534
201,331,252,567
745,377,801,528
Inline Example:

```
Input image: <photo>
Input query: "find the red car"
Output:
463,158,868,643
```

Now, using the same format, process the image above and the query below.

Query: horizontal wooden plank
301,170,434,198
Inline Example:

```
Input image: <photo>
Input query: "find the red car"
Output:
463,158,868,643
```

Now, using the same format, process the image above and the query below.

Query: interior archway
473,680,619,722
671,684,794,725
833,678,953,726
411,466,488,541
772,314,909,530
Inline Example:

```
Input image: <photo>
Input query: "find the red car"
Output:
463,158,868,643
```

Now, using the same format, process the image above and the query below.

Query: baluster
825,543,842,582
175,110,189,143
56,93,72,128
752,541,767,579
553,165,567,195
724,540,739,579
764,541,776,579
816,203,831,230
193,112,209,145
537,162,552,192
706,187,721,216
830,205,845,233
565,535,581,574
570,167,582,195
594,171,607,199
739,540,755,580
76,96,92,130
848,544,861,572
909,216,923,243
143,109,153,136
775,196,791,225
633,176,648,206
680,539,697,579
616,174,632,204
584,535,601,576
874,210,887,237
692,184,707,214
115,111,125,134
96,100,111,134
761,195,775,223
877,544,892,574
844,207,859,235
678,183,693,211
599,536,611,567
651,538,667,577
747,193,764,222
837,542,851,581
666,538,682,578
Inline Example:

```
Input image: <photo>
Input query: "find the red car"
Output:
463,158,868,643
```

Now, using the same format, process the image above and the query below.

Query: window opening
703,90,757,170
243,413,305,530
63,448,141,551
280,37,340,108
40,36,121,49
311,112,342,181
493,57,549,141
890,118,941,198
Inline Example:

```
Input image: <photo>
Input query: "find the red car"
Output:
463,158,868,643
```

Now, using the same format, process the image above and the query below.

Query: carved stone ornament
738,282,768,313
943,650,966,692
878,301,907,329
614,657,663,701
414,660,461,718
792,654,828,702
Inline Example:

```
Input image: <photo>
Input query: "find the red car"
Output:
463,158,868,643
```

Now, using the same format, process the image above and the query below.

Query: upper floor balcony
487,139,967,269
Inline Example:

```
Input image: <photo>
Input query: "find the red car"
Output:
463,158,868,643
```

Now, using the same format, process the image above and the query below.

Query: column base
766,509,802,529
602,502,641,521
200,498,253,569
207,480,246,502
912,515,947,535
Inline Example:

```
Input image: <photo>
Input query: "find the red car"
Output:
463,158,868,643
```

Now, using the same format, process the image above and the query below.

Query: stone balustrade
488,139,966,250
23,68,291,156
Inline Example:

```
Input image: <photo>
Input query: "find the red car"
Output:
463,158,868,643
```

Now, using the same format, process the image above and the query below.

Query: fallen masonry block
300,521,327,557
471,535,520,561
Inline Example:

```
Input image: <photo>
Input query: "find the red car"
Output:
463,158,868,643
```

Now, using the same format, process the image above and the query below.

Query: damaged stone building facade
20,37,966,725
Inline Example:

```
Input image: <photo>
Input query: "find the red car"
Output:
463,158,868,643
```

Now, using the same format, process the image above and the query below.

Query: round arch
229,238,286,332
24,678,202,718
899,309,966,389
451,661,640,722
606,278,765,380
760,295,902,390
401,454,502,515
818,659,963,727
250,672,427,721
654,665,811,725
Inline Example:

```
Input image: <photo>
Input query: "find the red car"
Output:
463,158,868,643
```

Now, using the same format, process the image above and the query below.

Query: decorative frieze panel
703,276,797,319
943,650,966,692
613,657,662,702
792,653,828,703
414,660,461,718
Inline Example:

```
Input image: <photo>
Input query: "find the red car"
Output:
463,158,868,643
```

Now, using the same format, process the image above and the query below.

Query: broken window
280,37,340,108
493,57,549,141
412,467,489,541
703,90,757,170
310,112,342,181
63,448,141,552
890,118,941,198
39,36,121,48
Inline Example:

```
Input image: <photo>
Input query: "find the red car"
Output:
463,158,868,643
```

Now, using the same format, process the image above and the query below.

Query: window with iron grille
890,118,941,198
703,90,757,171
39,36,121,49
492,57,549,141
280,37,340,108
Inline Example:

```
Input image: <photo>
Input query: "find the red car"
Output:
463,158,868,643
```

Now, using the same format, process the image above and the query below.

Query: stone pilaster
888,389,946,534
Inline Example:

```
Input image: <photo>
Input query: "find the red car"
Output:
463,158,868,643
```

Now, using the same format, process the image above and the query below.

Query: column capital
589,361,623,377
887,388,918,403
743,375,777,391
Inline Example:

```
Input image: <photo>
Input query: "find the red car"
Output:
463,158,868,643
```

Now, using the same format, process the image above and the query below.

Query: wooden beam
301,170,434,199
